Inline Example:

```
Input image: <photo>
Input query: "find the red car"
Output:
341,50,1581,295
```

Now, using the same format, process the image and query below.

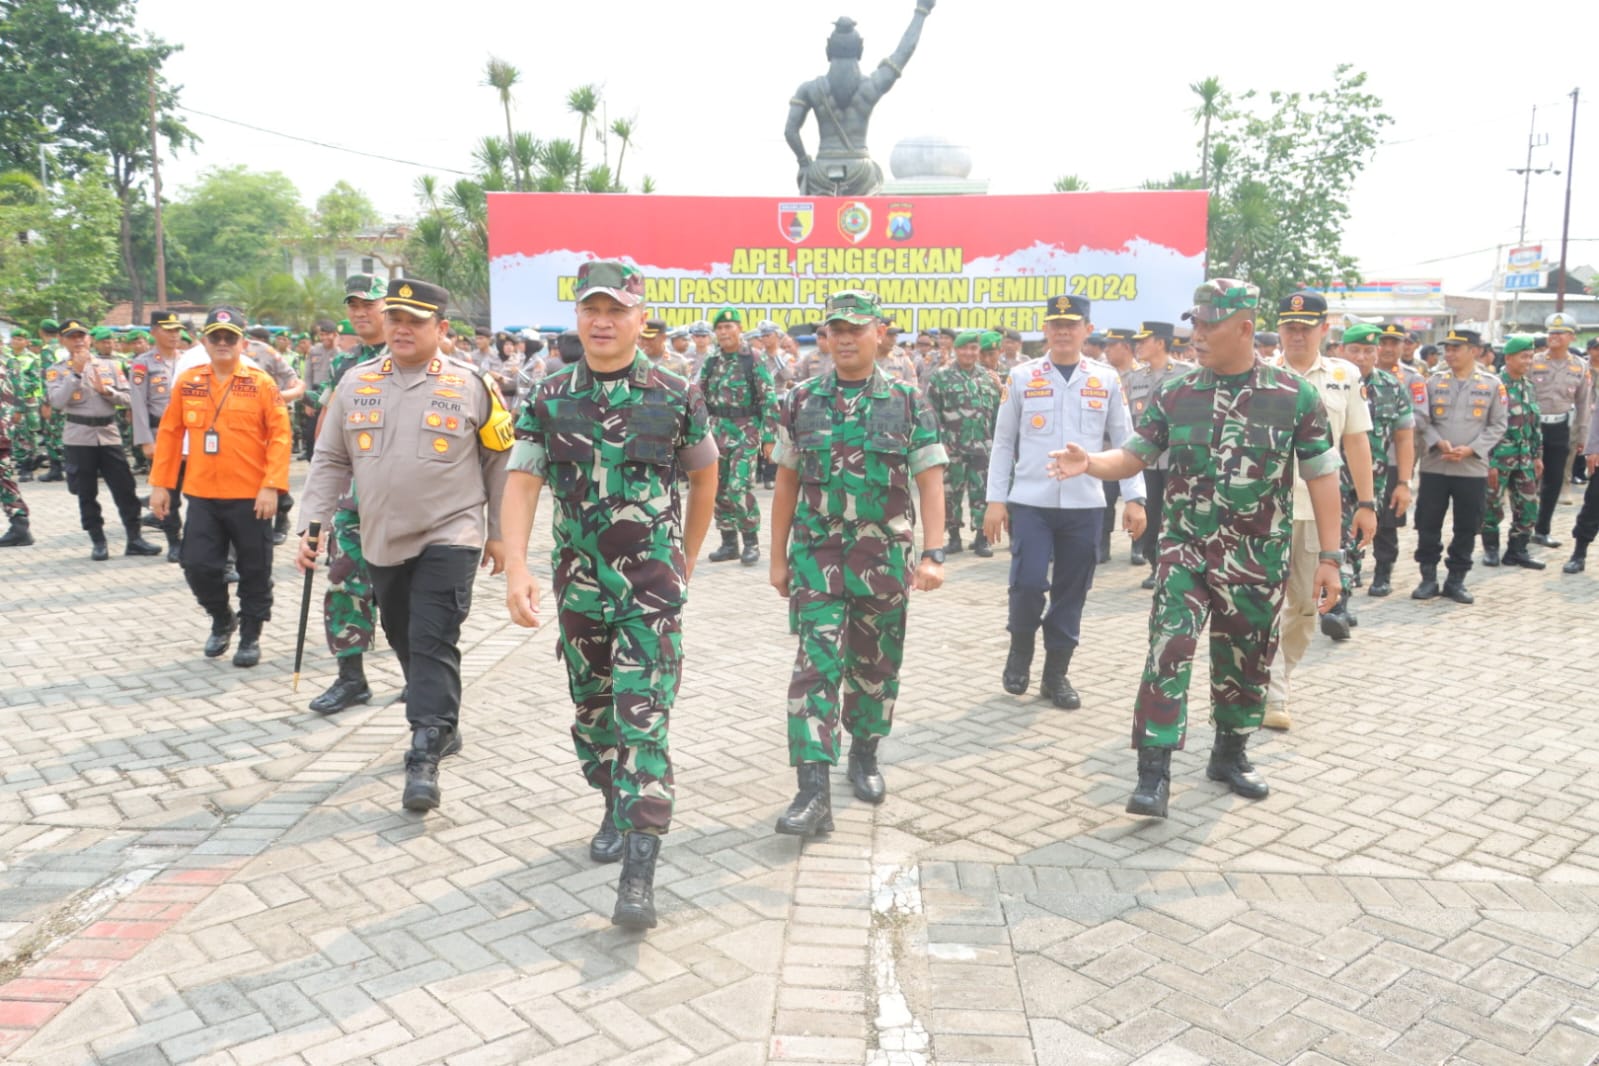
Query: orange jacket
152,363,292,498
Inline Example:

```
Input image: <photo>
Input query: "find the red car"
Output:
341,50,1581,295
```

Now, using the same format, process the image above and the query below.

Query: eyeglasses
207,333,241,346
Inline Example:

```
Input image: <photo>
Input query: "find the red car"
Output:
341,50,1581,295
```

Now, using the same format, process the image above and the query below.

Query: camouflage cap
1183,279,1260,324
574,260,645,307
1503,334,1536,356
1341,322,1382,346
954,329,982,347
344,273,387,302
822,290,883,326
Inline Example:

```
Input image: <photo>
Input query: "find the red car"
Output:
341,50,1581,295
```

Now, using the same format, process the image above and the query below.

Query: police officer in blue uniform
984,294,1147,709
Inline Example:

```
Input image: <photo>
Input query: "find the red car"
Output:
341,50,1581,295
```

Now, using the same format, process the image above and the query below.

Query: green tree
566,83,600,192
313,181,379,249
610,117,636,188
0,169,122,323
165,166,306,300
1052,175,1089,192
483,57,524,191
1189,76,1226,187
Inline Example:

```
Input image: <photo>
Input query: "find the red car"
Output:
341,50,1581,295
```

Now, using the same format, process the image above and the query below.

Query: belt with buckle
1540,413,1570,424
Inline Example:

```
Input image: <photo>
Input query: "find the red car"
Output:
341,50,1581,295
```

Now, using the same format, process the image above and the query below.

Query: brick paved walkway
2,466,1597,1065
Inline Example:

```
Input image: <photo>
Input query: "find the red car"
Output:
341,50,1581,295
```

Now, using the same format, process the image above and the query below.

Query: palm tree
566,84,600,191
473,136,511,188
609,117,635,188
511,133,541,192
1189,76,1225,187
538,139,580,192
1052,175,1089,192
581,165,615,194
484,58,524,190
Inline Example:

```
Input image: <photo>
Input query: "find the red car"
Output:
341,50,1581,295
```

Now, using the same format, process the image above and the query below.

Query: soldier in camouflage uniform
771,290,947,836
6,331,42,480
305,275,392,714
36,320,69,482
0,356,34,546
700,306,778,566
1367,324,1428,596
1048,280,1344,819
1482,334,1544,569
926,330,1000,556
503,261,719,931
1337,325,1414,596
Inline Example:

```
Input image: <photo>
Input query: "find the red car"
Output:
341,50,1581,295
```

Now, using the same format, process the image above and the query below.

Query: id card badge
203,430,220,455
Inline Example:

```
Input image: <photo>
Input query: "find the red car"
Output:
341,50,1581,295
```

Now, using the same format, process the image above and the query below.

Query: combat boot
1502,535,1546,570
1130,545,1146,566
232,617,262,668
1368,561,1393,597
740,531,760,566
946,529,964,554
309,655,370,713
164,532,181,563
1564,540,1589,574
0,516,33,547
708,530,739,562
1141,568,1157,591
272,509,290,547
1319,593,1352,641
39,459,64,482
141,510,161,529
971,531,993,558
89,531,109,562
204,612,237,658
611,831,661,930
1410,566,1439,600
775,762,833,836
846,736,885,804
1441,572,1474,605
1206,731,1269,800
1002,632,1033,695
125,526,161,557
590,791,623,864
1039,646,1081,710
1125,746,1172,819
1480,533,1501,567
17,465,31,483
402,725,455,812
1531,532,1562,549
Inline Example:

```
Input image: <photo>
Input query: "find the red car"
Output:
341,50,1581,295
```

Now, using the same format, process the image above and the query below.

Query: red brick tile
0,978,92,1002
23,957,120,982
0,1029,31,1056
130,884,211,903
0,1000,63,1027
79,921,167,941
50,938,150,961
157,867,236,885
106,901,167,920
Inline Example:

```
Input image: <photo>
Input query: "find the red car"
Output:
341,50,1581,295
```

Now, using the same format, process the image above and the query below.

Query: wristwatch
1317,550,1344,564
921,548,946,565
1355,501,1377,512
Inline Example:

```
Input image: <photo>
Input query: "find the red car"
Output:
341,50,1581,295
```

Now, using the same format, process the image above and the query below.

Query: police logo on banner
886,203,913,241
838,201,872,245
778,202,814,243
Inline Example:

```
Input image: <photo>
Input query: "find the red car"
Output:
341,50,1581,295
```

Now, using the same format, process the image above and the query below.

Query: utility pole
1508,106,1558,329
1555,88,1579,313
148,67,168,308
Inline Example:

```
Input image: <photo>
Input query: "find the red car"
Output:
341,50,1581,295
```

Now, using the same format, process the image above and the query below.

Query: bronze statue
784,1,937,197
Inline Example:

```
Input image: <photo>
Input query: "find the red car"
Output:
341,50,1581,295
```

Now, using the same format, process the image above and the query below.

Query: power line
176,106,473,176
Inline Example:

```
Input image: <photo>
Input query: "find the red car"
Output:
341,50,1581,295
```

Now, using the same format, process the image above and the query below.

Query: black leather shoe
708,530,739,562
165,536,181,563
1411,570,1440,600
125,532,162,556
232,636,261,668
946,531,964,555
1130,546,1146,566
141,511,161,529
1368,562,1393,597
1039,647,1081,710
1206,731,1269,800
1441,575,1474,605
740,532,760,566
611,832,661,930
1531,533,1561,549
1481,546,1501,567
309,657,371,713
1503,537,1546,570
1126,746,1172,819
775,763,833,836
0,518,33,547
1141,571,1157,591
1564,555,1586,574
1002,633,1033,695
847,737,885,805
1319,596,1352,642
971,532,993,558
590,793,624,863
204,614,237,658
90,536,110,562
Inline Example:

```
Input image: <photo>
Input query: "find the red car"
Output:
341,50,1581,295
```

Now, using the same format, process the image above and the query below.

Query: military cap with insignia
58,318,89,335
245,325,272,340
344,273,387,302
688,320,713,336
386,278,449,319
337,319,356,336
1255,331,1281,347
711,305,743,326
574,260,644,307
1341,323,1382,345
1545,311,1578,334
822,290,883,325
667,325,689,339
979,330,1003,351
1043,293,1090,321
954,330,982,347
1182,279,1260,324
755,319,782,337
1276,290,1327,323
150,309,183,330
39,318,61,334
1102,328,1135,343
1003,328,1022,342
1377,323,1407,342
1133,321,1175,340
1085,331,1108,346
90,326,114,341
202,306,247,336
1502,334,1535,356
1440,328,1482,347
641,318,668,338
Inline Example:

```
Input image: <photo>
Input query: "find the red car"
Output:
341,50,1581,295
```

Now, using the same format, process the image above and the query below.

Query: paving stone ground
2,464,1598,1066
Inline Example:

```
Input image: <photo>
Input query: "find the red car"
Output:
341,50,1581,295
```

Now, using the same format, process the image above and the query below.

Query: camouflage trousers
943,450,989,534
1133,538,1287,749
0,450,27,520
323,501,376,658
787,589,906,765
714,441,761,534
555,577,681,836
1341,456,1388,586
1483,461,1538,541
11,414,39,468
42,411,63,464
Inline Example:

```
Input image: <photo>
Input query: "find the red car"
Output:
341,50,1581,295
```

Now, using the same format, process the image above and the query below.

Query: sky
136,0,1597,294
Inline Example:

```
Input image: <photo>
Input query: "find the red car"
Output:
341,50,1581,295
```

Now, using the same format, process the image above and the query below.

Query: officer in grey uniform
46,319,163,560
1123,322,1187,589
129,310,186,560
686,320,714,379
984,294,1147,708
1529,311,1592,547
1412,329,1508,603
245,327,306,545
298,278,512,813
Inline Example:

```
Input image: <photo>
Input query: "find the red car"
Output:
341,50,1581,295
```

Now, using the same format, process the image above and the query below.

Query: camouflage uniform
925,361,999,536
1483,369,1542,544
6,348,42,473
316,342,387,659
0,362,30,523
513,352,717,834
775,365,948,765
698,345,778,534
1341,367,1414,585
1123,361,1338,748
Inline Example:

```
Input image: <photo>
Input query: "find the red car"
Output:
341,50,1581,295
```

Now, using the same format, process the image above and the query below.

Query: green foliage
313,181,379,248
211,271,344,330
0,169,122,322
1052,175,1089,192
165,166,306,300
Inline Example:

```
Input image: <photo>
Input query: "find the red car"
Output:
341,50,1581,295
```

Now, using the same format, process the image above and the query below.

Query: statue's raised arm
785,0,936,197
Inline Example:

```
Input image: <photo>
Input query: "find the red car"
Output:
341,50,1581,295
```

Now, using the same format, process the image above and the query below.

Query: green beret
38,318,60,333
1341,322,1382,345
90,326,115,341
954,330,982,347
979,330,1003,351
1502,334,1535,357
711,306,743,326
11,329,32,341
338,319,356,336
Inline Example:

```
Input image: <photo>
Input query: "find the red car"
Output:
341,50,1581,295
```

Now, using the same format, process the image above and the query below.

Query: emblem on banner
778,202,814,243
838,201,872,245
886,203,913,241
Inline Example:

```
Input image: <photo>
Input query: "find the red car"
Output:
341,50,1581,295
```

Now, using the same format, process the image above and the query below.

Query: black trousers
370,545,480,732
1134,468,1167,562
183,496,274,623
1372,466,1405,566
297,407,319,459
1100,480,1121,549
1573,474,1599,546
1536,420,1571,535
1413,473,1487,576
159,461,186,538
1008,504,1099,651
64,443,141,535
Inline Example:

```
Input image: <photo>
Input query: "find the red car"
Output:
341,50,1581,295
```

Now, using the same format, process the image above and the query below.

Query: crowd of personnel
3,269,1597,934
